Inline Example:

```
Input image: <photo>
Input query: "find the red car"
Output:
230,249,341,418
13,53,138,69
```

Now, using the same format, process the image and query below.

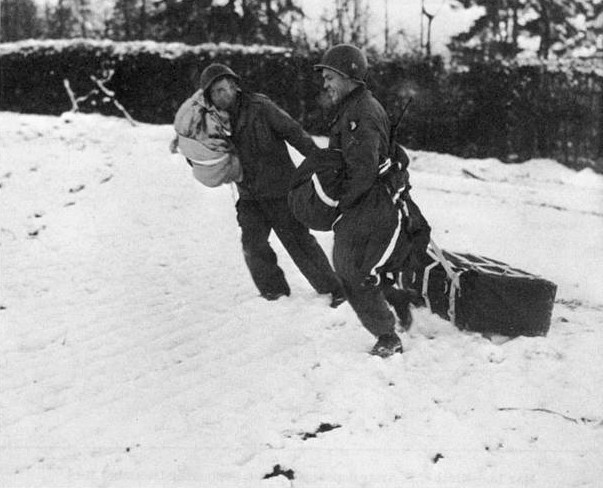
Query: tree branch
90,75,137,126
498,407,600,426
63,79,98,112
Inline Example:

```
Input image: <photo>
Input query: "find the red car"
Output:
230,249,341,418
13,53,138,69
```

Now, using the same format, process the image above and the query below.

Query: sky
35,0,481,55
299,0,483,54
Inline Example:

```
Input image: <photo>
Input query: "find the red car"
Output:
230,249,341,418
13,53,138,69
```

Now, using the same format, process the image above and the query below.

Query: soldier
315,44,407,357
193,63,345,306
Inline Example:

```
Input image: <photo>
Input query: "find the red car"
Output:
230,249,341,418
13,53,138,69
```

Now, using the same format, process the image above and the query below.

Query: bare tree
74,0,92,37
421,0,445,57
0,0,40,41
449,0,598,60
321,0,369,47
47,0,77,38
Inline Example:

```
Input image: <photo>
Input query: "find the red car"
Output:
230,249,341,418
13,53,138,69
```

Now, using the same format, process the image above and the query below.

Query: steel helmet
314,44,368,84
199,63,240,92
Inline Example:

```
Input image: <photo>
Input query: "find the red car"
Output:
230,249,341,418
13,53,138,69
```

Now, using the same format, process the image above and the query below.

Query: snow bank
1,113,602,488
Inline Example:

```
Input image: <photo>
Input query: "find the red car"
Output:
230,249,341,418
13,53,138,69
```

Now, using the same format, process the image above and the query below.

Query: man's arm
264,98,318,157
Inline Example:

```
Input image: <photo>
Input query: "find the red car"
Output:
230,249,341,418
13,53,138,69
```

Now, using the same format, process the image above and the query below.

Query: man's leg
333,227,401,356
236,199,290,298
336,272,397,338
383,285,413,331
262,198,343,297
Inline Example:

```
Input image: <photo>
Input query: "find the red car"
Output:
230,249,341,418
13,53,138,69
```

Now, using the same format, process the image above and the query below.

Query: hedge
1,39,601,170
0,39,312,126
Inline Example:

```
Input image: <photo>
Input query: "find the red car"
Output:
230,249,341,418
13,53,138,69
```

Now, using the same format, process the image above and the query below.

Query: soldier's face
209,78,238,111
321,69,354,105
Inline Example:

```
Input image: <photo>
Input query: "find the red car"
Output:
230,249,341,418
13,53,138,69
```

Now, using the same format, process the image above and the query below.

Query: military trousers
332,221,398,338
236,197,342,298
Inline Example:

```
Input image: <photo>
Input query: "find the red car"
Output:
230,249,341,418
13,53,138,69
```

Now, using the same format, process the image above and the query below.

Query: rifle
389,97,413,162
381,97,421,233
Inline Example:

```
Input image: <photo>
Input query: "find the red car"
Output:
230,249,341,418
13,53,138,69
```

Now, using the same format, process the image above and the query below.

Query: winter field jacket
231,92,318,199
290,86,430,284
328,86,390,210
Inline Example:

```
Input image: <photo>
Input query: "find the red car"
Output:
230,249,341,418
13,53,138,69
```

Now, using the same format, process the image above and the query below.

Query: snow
1,112,602,487
0,39,289,61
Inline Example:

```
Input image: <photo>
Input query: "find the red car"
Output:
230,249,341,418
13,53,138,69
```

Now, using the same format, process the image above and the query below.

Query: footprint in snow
69,184,85,193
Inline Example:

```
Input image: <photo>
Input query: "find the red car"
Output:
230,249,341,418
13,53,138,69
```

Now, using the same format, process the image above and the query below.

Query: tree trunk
598,82,603,160
537,0,551,59
511,0,519,49
57,0,67,38
139,0,147,39
123,1,132,40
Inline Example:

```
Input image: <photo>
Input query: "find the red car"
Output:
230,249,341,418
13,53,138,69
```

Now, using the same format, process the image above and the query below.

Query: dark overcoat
231,92,317,199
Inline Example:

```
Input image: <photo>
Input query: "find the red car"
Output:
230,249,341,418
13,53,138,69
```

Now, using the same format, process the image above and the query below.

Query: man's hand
169,136,179,154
